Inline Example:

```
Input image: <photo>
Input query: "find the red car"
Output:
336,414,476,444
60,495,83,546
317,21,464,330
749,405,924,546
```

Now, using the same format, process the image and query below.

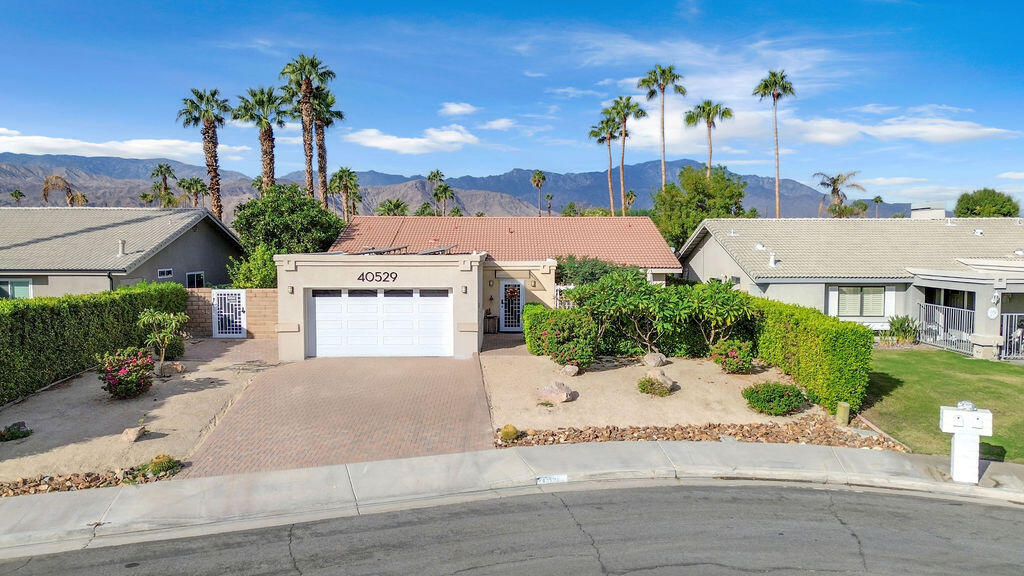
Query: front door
499,280,524,332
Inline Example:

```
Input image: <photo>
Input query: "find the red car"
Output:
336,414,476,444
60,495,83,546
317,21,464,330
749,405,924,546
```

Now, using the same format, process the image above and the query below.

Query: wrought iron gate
212,289,247,338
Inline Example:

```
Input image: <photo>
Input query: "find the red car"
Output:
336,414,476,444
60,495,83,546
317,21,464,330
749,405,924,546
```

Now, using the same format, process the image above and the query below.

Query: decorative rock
120,426,147,443
160,362,185,376
646,369,677,389
539,381,576,404
643,352,667,367
559,364,579,377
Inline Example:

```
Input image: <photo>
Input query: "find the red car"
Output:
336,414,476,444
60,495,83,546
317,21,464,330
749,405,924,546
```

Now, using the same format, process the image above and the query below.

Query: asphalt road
2,483,1023,575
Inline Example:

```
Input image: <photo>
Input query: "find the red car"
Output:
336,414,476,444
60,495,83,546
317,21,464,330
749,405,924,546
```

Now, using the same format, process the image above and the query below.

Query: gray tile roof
681,217,1024,280
0,207,237,273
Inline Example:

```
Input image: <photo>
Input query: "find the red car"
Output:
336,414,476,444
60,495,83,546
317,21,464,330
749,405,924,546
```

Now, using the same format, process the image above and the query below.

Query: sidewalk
2,441,1023,560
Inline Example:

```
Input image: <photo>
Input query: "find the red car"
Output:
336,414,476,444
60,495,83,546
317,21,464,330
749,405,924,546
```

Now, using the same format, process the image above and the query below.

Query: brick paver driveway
185,357,494,477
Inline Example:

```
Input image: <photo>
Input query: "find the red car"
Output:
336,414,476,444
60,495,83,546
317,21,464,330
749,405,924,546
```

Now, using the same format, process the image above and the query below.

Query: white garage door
310,288,453,357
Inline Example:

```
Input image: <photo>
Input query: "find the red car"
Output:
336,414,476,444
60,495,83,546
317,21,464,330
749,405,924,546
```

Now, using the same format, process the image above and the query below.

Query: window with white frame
837,286,884,317
186,271,205,289
157,268,173,279
0,279,32,299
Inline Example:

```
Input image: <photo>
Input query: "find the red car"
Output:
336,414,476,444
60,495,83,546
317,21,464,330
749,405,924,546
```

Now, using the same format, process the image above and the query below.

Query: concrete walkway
1,441,1022,560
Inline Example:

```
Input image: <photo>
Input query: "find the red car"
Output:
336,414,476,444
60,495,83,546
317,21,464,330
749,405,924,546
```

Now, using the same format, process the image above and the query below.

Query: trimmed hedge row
753,299,874,413
0,282,187,405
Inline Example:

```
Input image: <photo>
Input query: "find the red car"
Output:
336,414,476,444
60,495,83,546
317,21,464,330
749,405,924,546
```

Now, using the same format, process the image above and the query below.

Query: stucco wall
762,283,826,310
117,218,241,288
683,235,755,288
481,260,557,315
185,288,278,339
0,274,110,298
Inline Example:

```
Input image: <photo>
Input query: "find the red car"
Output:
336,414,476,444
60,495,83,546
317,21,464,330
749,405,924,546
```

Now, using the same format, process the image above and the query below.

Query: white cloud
906,104,973,117
860,177,929,186
787,114,1014,145
478,118,517,130
998,172,1024,180
227,119,252,129
849,104,899,114
547,87,605,99
595,78,615,86
0,127,21,136
343,124,480,154
282,122,302,131
278,136,304,145
0,132,250,161
523,70,546,77
888,184,965,202
438,102,480,116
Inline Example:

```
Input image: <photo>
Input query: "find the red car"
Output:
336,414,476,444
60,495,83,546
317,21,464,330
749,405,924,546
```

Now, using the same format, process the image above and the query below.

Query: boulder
120,426,147,443
539,381,576,403
559,364,580,377
646,369,677,389
643,352,667,367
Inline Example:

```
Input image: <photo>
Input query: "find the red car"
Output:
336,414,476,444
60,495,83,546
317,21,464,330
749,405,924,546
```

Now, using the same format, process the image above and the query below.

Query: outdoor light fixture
489,295,494,302
488,279,494,287
991,293,1001,305
531,279,536,287
461,286,468,294
287,286,294,294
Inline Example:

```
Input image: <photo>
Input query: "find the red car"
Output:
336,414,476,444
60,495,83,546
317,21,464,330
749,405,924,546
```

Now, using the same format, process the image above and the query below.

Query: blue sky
1,0,1022,205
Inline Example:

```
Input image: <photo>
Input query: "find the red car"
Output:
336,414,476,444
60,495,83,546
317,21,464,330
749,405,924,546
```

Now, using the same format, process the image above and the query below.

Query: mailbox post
939,401,993,484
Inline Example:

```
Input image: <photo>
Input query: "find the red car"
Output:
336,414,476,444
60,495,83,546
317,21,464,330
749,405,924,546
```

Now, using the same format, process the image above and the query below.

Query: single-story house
274,216,682,359
0,207,243,298
679,217,1024,359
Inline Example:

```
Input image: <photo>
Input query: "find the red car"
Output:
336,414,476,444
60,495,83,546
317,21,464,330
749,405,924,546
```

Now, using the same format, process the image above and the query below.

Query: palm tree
753,70,796,218
9,189,23,204
637,65,686,190
531,170,546,216
433,182,455,215
427,169,446,214
280,54,336,195
588,116,621,215
177,88,231,220
312,85,345,208
329,167,359,220
375,198,409,216
449,206,463,217
139,192,155,206
178,177,209,208
829,200,869,218
42,174,71,205
872,195,884,218
624,190,637,212
70,190,88,206
684,100,733,180
347,186,362,217
474,211,485,217
606,96,647,216
233,86,285,190
813,171,865,217
150,163,177,203
545,193,554,217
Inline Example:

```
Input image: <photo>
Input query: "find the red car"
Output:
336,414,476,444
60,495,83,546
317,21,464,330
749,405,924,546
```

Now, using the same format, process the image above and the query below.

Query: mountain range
0,152,911,220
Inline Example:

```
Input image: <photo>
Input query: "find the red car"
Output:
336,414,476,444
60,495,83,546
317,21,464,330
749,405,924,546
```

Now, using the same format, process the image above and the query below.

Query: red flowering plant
709,339,753,374
96,347,155,399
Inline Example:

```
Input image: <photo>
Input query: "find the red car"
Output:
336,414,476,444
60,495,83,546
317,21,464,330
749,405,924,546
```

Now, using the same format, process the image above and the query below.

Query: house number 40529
357,272,398,282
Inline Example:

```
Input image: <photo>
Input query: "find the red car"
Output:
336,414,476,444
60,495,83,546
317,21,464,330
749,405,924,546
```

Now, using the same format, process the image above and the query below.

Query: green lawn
862,348,1024,462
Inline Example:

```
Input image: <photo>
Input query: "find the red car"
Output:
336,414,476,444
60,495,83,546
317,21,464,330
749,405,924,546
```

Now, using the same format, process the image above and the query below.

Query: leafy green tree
280,54,336,195
954,188,1020,217
828,200,869,218
684,281,756,347
177,88,231,219
228,243,278,289
684,100,733,180
414,201,436,216
813,171,865,217
329,166,359,220
872,195,884,218
580,206,613,216
449,206,463,217
652,166,754,249
531,170,546,216
137,309,189,376
562,201,579,217
637,65,686,189
178,177,208,208
232,183,344,254
375,197,409,216
10,189,24,204
605,96,647,216
312,86,345,208
233,86,286,189
433,182,454,215
753,70,795,218
555,256,628,285
588,115,621,214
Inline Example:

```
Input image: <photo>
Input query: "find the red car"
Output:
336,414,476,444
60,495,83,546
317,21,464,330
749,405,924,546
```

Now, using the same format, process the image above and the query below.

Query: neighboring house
0,207,243,298
275,216,682,359
679,217,1024,359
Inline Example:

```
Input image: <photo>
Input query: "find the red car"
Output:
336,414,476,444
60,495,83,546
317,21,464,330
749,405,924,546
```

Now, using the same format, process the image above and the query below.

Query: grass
861,348,1024,462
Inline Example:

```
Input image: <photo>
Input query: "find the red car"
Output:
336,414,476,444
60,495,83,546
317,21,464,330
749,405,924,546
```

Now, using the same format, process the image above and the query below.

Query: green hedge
753,299,874,413
0,282,187,404
522,303,555,355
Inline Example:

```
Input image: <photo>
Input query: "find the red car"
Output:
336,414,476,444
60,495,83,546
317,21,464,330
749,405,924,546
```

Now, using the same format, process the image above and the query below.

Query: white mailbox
939,401,993,484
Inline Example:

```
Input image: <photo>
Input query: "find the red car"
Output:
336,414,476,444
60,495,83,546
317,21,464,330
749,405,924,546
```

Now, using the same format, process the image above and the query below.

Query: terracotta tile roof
330,216,683,269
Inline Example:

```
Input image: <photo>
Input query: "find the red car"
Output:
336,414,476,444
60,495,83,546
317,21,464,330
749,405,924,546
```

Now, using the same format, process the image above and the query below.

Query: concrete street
2,484,1022,575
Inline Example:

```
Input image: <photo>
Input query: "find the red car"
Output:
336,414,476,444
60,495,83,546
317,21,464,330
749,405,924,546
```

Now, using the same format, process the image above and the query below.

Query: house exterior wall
185,288,277,339
683,234,755,287
0,274,110,297
481,260,557,314
760,283,826,310
116,218,241,288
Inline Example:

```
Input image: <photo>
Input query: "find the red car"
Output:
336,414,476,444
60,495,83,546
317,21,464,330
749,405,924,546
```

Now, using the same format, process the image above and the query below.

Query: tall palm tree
588,116,621,215
329,167,359,220
177,88,231,220
280,54,336,195
753,70,796,218
433,182,454,215
606,96,647,216
150,163,177,204
9,189,23,204
312,86,345,208
347,186,362,217
872,195,884,218
150,182,178,207
684,99,733,180
139,191,155,206
42,174,70,204
375,198,409,216
427,169,445,185
233,86,285,190
545,193,554,217
531,170,546,216
637,65,686,189
178,177,209,208
813,171,865,217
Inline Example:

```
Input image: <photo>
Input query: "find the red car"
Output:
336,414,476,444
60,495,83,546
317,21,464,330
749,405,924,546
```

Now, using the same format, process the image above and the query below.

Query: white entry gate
212,289,247,338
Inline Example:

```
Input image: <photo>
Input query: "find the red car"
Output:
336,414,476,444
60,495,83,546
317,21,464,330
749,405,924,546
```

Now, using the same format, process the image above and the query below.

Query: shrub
742,382,805,416
145,454,183,475
685,281,756,348
637,376,671,397
523,303,557,355
880,315,919,346
0,282,186,405
710,339,754,373
0,423,32,442
228,242,278,289
554,256,630,285
164,334,185,360
97,347,155,399
499,424,519,443
523,305,598,368
753,299,874,413
138,309,189,374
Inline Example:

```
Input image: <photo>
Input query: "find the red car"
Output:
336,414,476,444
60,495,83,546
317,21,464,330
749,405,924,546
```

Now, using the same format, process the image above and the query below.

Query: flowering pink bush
709,339,753,374
96,347,154,399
